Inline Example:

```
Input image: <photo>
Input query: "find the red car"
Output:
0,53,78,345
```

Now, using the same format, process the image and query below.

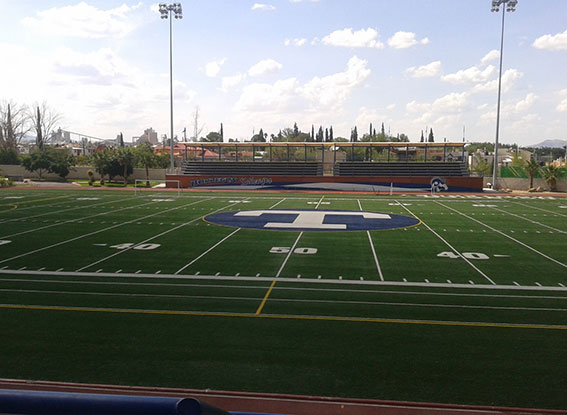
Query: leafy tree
399,133,409,142
135,142,158,186
21,148,52,179
316,126,323,142
49,149,75,180
428,128,434,142
92,149,112,185
203,131,223,142
114,147,135,185
350,126,358,142
471,153,492,177
0,147,19,164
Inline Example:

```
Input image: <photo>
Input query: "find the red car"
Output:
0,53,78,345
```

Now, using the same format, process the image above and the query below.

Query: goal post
134,179,181,197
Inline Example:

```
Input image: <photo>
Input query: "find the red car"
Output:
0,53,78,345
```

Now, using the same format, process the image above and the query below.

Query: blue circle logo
205,209,420,231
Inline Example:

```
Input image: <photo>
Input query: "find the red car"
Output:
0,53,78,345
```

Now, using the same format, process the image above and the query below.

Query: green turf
0,188,566,409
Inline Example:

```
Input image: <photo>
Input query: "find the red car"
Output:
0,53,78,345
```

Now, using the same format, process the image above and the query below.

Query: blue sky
1,0,566,145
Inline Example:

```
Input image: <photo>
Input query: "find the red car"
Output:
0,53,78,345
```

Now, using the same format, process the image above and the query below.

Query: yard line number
437,251,489,260
270,247,317,255
110,243,161,251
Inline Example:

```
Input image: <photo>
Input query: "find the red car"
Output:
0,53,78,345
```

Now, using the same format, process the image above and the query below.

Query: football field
0,188,566,409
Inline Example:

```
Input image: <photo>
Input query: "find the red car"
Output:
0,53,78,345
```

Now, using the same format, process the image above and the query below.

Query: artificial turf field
0,188,566,410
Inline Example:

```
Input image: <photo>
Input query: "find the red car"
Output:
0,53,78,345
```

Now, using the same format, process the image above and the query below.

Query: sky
1,0,566,146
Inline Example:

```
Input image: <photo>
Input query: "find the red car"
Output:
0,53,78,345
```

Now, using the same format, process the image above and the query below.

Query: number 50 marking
270,247,318,255
437,251,489,260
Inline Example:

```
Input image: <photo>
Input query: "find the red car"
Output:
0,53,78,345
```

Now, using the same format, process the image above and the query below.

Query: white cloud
514,93,537,112
481,50,500,64
442,65,495,84
557,90,567,112
248,59,283,77
221,73,245,92
406,61,442,78
472,68,523,93
251,3,275,11
284,38,307,47
205,58,227,78
533,30,567,51
322,28,384,49
0,43,196,141
387,31,429,49
236,56,370,113
21,2,144,38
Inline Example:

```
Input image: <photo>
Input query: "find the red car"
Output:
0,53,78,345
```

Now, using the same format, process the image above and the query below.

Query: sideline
1,303,566,330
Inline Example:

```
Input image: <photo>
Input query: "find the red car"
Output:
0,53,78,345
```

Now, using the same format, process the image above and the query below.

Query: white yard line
0,198,210,266
174,198,286,275
75,200,241,272
1,198,159,239
488,205,566,234
2,268,567,291
0,195,129,226
0,199,74,223
438,202,567,270
174,228,241,275
357,199,384,281
397,200,497,285
5,277,567,300
275,232,303,278
2,288,566,313
511,201,567,219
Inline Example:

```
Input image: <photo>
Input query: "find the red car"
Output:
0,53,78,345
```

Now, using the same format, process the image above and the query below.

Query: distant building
136,128,158,145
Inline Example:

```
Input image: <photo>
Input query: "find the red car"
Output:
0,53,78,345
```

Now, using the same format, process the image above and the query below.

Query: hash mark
195,272,200,275
513,281,520,286
56,268,63,272
95,269,102,273
235,273,240,277
116,269,122,273
215,272,220,276
155,270,161,274
469,280,475,285
256,273,260,277
447,280,452,284
535,282,542,287
135,270,141,274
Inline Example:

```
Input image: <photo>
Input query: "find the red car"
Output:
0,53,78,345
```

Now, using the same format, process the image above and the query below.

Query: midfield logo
205,209,420,232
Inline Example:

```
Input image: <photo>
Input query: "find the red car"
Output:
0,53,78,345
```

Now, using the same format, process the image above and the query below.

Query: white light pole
490,0,517,189
159,3,183,173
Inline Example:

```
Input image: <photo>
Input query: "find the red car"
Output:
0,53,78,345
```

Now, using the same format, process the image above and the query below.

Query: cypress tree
329,126,333,141
428,128,434,142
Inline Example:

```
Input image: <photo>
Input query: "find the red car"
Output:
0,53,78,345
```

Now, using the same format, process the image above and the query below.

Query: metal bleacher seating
333,162,469,177
181,161,323,176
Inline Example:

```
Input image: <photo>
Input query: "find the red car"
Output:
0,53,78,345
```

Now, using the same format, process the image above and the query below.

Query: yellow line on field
255,280,277,315
0,195,68,207
2,303,566,331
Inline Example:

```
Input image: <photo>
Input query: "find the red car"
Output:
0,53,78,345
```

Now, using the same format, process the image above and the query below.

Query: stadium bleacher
333,161,469,177
181,161,323,176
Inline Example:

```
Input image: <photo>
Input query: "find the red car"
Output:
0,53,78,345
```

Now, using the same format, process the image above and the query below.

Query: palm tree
542,164,559,192
525,158,540,189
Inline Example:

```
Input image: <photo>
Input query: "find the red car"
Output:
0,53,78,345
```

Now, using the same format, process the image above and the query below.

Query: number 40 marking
437,251,489,260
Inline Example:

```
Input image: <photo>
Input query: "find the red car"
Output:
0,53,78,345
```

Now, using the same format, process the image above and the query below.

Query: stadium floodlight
159,3,183,173
490,0,517,189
